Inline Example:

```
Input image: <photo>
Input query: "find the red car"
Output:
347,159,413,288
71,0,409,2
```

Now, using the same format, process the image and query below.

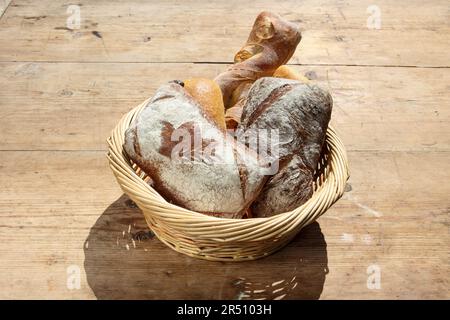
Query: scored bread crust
124,82,267,218
237,77,333,217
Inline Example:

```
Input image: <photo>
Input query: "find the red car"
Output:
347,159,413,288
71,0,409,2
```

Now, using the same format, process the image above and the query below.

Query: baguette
215,12,301,108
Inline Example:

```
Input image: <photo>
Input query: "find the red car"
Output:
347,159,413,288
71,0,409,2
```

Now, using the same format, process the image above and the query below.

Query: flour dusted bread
123,81,266,218
237,77,332,217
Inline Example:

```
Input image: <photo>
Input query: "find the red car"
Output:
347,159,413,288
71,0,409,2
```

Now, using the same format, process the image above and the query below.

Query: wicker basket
107,99,349,261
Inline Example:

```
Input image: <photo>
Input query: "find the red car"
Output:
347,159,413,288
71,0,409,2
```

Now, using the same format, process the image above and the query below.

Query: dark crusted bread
237,77,332,217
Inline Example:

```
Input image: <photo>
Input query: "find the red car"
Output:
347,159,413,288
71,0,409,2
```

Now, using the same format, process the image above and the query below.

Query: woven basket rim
107,98,350,227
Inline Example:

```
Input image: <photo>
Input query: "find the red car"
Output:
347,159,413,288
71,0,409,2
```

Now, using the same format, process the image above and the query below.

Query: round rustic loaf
123,81,266,218
237,77,333,217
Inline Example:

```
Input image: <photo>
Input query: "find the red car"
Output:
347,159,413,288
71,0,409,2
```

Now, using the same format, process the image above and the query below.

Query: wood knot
92,31,102,39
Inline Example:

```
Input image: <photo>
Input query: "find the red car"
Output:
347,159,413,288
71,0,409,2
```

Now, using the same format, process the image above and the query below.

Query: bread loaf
224,65,309,129
123,81,267,218
273,65,310,83
215,12,301,108
237,77,333,217
184,78,226,130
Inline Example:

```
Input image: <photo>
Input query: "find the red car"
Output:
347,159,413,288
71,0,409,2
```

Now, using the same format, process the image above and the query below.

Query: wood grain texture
0,150,448,299
0,0,449,66
0,0,449,299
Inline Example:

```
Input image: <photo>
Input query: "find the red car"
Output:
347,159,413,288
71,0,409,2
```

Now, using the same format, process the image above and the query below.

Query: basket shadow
84,194,329,300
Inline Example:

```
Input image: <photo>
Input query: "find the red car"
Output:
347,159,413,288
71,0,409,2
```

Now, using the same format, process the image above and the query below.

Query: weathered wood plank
0,62,448,151
0,0,449,66
0,150,448,299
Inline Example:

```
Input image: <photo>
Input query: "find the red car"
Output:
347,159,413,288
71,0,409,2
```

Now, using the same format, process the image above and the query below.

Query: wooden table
0,0,448,299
